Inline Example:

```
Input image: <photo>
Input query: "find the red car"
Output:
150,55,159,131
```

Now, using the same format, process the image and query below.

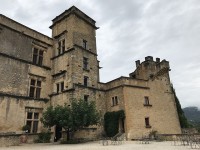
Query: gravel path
0,141,193,150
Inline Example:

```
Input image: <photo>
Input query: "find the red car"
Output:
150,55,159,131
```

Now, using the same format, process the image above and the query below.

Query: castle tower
49,6,100,105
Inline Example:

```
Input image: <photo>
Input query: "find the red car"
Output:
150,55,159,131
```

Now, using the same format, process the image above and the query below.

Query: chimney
156,58,160,63
145,56,153,61
135,60,140,67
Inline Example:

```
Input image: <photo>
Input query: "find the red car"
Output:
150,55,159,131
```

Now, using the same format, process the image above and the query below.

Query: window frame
26,111,40,133
145,117,151,128
84,76,88,86
111,96,119,106
29,79,42,98
83,57,88,70
32,47,44,66
144,96,152,107
83,39,87,49
56,81,65,93
57,39,65,55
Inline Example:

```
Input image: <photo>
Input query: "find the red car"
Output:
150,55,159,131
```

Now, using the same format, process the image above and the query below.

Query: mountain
183,107,200,125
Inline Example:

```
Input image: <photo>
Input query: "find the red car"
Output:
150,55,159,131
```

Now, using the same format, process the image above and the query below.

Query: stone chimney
145,56,153,61
156,58,160,63
135,60,140,67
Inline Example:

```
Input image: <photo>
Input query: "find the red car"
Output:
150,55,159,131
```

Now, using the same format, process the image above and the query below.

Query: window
145,117,151,128
144,96,152,106
62,39,65,53
29,79,41,98
83,57,88,70
115,96,118,105
26,112,39,133
144,96,149,105
58,39,65,55
84,95,89,102
83,40,87,49
58,41,61,55
84,76,88,86
56,82,64,93
32,48,43,66
112,96,118,106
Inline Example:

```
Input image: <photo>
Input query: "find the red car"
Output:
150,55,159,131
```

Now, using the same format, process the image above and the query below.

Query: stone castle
0,6,181,140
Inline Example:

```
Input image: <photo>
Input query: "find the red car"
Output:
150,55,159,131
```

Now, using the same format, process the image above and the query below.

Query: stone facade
0,6,181,140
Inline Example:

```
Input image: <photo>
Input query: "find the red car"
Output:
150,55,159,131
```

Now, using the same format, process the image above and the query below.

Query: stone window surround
111,96,118,106
144,96,152,107
32,47,44,66
145,117,151,128
25,107,42,133
57,38,65,55
56,81,64,93
29,79,42,98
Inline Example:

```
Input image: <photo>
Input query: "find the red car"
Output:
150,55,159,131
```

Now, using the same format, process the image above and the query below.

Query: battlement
130,56,170,80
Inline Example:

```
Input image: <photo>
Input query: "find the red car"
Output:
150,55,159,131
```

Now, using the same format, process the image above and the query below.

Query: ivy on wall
171,84,189,128
104,110,125,137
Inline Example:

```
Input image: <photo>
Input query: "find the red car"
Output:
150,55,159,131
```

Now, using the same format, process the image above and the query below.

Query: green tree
41,99,100,140
171,84,189,128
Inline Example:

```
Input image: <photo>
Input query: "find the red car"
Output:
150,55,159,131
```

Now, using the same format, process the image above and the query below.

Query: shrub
22,125,30,132
35,131,51,143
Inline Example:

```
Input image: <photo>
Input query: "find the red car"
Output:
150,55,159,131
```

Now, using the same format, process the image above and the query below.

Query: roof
50,6,98,29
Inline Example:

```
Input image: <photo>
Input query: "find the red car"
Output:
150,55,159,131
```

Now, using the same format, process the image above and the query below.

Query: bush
22,125,30,132
34,131,51,143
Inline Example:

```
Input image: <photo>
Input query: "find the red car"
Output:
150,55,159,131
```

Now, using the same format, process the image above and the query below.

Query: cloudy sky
1,0,200,108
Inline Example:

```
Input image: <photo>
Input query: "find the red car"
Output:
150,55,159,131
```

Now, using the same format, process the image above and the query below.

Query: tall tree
171,84,189,128
41,99,100,140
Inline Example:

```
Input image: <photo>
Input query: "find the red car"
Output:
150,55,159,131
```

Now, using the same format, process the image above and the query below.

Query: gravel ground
0,141,195,150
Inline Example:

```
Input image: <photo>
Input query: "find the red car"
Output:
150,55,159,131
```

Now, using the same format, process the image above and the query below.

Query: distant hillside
183,107,200,125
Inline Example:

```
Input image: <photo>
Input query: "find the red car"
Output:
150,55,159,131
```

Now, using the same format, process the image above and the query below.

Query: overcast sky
1,0,200,108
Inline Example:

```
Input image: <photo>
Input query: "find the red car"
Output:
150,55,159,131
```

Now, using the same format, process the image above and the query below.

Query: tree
41,99,100,140
171,84,190,128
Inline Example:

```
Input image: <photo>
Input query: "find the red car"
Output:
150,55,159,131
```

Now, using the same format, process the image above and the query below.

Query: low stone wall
0,132,53,147
0,133,20,147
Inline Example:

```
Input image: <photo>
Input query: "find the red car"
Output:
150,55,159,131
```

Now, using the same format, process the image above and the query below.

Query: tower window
112,96,118,106
29,79,41,98
144,96,152,106
145,117,151,128
83,40,87,49
58,39,65,55
144,97,149,105
56,82,64,93
32,48,43,66
83,57,88,70
84,76,88,86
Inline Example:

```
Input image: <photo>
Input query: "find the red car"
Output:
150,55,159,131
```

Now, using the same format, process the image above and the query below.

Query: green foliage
104,110,125,137
70,99,100,131
34,131,51,143
22,125,30,131
41,99,100,133
171,84,190,128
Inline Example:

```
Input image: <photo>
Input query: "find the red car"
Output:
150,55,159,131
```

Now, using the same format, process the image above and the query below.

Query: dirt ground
0,141,195,150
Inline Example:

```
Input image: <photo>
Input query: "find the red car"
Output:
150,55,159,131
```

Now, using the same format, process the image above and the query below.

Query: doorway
55,125,62,142
119,118,125,133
